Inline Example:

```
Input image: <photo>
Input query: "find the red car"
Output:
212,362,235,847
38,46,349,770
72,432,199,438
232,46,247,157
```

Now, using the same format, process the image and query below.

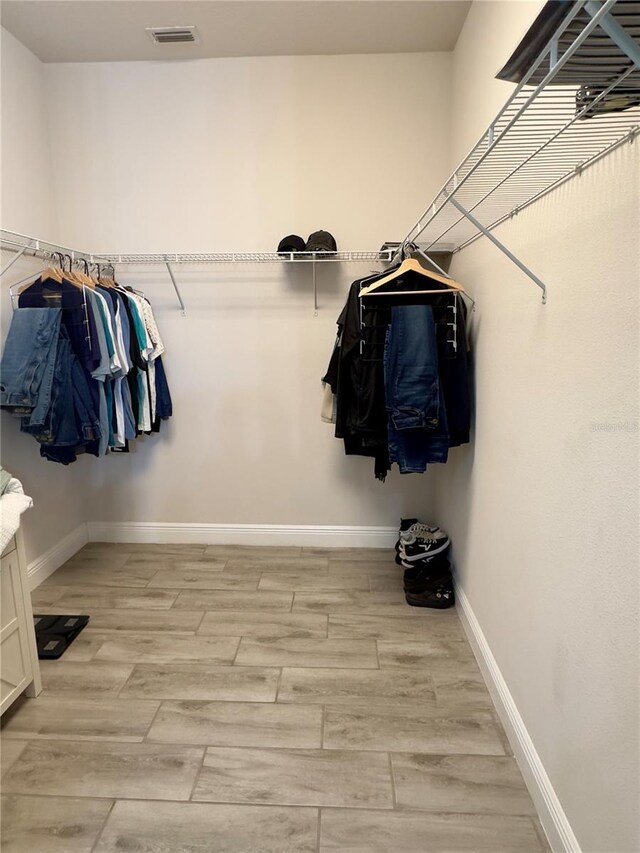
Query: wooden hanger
98,262,115,289
60,254,85,289
40,251,64,283
73,258,96,289
359,256,464,297
17,252,63,293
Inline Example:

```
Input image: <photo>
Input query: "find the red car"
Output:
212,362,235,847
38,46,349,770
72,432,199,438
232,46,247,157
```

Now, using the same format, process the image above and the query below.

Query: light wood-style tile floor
1,544,550,852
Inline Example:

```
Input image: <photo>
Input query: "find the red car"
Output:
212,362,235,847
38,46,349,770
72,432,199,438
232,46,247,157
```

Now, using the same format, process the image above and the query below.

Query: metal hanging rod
399,0,640,303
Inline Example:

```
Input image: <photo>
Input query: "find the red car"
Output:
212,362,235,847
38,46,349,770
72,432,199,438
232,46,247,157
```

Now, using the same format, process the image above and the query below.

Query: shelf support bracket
585,1,640,68
0,242,33,278
312,255,318,316
447,195,547,304
414,248,450,278
165,262,186,315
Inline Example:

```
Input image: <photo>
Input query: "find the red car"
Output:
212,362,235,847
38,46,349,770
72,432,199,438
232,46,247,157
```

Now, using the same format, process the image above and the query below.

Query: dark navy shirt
19,276,100,373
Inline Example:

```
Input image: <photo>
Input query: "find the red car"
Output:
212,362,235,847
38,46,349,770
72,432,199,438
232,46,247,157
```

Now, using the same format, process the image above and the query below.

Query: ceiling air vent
146,26,199,45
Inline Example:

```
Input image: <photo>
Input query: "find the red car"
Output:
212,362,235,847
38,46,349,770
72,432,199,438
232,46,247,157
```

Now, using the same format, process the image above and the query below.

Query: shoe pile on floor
395,518,455,609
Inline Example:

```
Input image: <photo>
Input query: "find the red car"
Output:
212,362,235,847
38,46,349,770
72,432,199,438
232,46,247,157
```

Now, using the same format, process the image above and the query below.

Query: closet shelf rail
0,229,395,315
400,0,640,304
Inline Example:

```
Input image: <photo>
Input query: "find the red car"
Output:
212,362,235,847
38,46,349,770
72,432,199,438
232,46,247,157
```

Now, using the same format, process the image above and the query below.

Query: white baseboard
87,522,398,549
27,523,88,591
454,581,580,853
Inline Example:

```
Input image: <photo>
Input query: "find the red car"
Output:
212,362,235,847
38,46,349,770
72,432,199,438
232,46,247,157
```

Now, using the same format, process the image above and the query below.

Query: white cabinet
0,530,41,714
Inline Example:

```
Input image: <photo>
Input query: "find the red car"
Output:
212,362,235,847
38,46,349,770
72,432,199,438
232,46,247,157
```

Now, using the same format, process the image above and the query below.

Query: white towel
0,477,33,553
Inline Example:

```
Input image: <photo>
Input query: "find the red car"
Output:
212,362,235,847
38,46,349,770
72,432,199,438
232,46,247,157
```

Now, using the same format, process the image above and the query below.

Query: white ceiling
1,0,471,63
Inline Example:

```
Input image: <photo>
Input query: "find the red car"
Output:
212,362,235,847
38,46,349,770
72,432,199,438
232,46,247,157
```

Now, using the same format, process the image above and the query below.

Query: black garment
19,276,101,373
324,270,472,479
154,356,173,419
323,277,390,480
357,271,471,450
19,277,104,461
116,290,144,429
439,294,471,447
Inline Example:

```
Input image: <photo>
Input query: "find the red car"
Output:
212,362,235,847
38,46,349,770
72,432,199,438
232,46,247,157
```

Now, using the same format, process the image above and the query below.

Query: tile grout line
231,636,243,665
142,569,161,588
115,664,138,698
388,752,398,809
89,798,116,853
1,780,534,809
187,745,209,802
194,610,207,634
316,807,322,853
140,700,164,742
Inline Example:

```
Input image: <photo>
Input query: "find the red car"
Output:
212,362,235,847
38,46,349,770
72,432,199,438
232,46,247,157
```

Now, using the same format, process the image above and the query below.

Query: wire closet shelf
0,230,396,315
0,233,394,267
400,0,640,303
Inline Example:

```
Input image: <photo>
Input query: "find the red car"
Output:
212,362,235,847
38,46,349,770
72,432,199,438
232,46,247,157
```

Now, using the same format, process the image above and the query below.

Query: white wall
436,4,640,852
1,28,89,565
40,51,453,529
4,16,637,849
0,27,59,239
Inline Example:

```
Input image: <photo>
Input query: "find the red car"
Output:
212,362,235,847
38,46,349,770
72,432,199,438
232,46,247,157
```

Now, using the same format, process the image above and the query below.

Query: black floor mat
33,614,90,659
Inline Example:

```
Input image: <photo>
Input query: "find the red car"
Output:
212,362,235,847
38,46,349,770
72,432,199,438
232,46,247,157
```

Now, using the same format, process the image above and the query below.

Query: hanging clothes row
0,254,172,465
322,254,472,481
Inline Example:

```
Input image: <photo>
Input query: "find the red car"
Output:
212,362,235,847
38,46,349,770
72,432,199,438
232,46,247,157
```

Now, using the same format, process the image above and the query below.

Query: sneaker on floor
395,530,447,559
406,582,455,609
400,534,450,563
404,572,452,595
404,566,451,594
399,521,448,546
396,549,444,569
403,558,451,591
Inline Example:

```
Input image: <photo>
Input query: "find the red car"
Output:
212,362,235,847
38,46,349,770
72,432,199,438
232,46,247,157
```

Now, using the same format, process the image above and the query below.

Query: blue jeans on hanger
28,332,76,447
22,328,101,463
384,304,449,473
0,308,62,425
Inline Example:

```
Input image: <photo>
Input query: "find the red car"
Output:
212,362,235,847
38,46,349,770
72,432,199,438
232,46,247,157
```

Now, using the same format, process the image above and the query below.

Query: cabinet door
0,551,33,714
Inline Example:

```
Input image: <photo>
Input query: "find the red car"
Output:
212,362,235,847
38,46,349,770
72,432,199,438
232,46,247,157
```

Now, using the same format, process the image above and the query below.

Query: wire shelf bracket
164,261,186,316
400,0,640,304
